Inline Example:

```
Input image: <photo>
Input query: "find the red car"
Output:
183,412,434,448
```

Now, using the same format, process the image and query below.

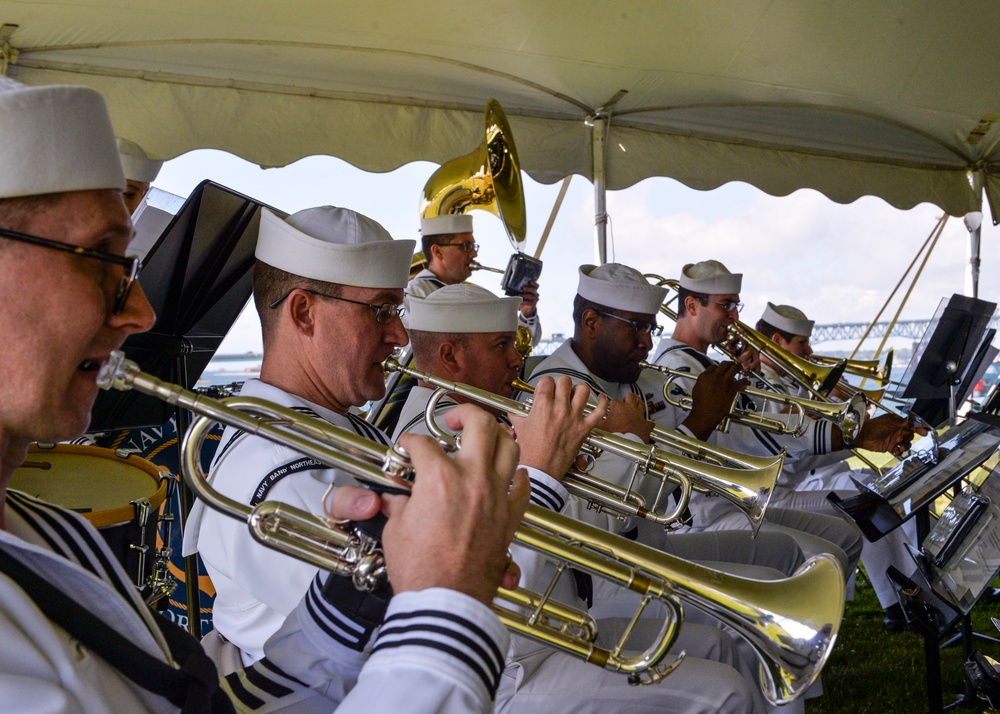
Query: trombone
813,349,893,388
640,361,868,444
384,357,781,535
99,350,844,702
645,276,846,399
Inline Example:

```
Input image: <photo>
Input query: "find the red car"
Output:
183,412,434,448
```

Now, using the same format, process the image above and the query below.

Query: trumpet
99,350,844,702
640,361,868,444
646,276,846,398
385,357,780,535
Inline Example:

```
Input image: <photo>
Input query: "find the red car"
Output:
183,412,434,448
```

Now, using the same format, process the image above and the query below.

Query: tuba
420,98,526,248
99,350,844,702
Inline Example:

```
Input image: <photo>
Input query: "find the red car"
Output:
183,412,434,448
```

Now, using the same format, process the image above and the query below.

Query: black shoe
883,604,909,633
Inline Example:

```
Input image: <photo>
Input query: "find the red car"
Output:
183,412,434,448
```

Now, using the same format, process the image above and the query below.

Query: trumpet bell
421,99,526,248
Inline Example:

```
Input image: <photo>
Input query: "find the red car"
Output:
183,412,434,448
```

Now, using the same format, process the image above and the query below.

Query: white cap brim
408,283,520,332
420,214,473,236
577,263,667,315
679,260,743,294
0,80,124,198
762,302,814,336
256,208,415,289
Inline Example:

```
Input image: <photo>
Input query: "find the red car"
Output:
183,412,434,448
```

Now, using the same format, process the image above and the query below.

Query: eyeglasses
706,298,744,313
269,288,405,324
0,227,140,315
595,310,663,337
437,241,479,254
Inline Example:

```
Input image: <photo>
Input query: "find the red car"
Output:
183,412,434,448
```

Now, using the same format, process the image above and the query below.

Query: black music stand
90,180,284,637
888,457,1000,713
91,180,282,430
893,294,998,428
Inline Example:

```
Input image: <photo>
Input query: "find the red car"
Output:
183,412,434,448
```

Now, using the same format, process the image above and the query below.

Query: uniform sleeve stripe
529,478,564,512
346,412,392,445
749,427,783,456
304,587,368,650
380,609,505,668
257,657,308,688
223,670,266,709
6,494,139,610
396,412,428,436
306,577,367,637
243,661,295,698
371,637,500,696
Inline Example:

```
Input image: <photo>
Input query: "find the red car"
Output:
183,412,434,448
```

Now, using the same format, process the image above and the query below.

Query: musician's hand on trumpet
506,376,608,482
830,412,925,454
602,392,655,443
380,404,531,606
681,361,748,440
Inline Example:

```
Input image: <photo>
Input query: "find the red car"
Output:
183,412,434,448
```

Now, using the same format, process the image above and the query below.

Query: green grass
806,572,1000,713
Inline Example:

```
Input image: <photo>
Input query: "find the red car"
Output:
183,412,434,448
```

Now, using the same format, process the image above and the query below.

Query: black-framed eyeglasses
706,298,744,314
0,227,140,315
595,310,663,337
269,288,405,325
437,241,479,253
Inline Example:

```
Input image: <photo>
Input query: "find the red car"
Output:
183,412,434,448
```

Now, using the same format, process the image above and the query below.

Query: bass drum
11,444,169,598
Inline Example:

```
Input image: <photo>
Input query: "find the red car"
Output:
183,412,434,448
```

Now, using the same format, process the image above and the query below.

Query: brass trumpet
640,361,868,444
385,357,780,535
99,350,844,702
646,276,846,398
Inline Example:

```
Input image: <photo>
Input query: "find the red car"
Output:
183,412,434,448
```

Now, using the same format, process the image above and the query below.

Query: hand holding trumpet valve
325,404,530,606
602,392,655,443
507,375,608,483
836,412,926,454
681,362,749,440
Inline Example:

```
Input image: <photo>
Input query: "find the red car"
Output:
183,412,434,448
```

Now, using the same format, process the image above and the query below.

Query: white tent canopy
3,1,1000,222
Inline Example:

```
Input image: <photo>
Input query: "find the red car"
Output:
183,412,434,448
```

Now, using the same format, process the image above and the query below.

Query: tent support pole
591,111,609,265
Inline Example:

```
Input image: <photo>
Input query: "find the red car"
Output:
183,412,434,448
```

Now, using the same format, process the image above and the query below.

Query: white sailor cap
256,207,415,289
762,302,814,337
420,214,473,237
408,283,521,333
0,78,124,198
577,263,667,315
679,260,743,294
117,137,164,183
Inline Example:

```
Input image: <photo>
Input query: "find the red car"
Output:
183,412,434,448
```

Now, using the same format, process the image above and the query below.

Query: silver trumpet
640,361,868,444
385,357,780,536
99,350,845,701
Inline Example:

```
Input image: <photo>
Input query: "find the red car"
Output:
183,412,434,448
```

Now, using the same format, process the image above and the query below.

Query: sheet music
931,468,1000,612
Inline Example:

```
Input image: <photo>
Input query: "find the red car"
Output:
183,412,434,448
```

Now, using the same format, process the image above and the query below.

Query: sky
149,150,999,356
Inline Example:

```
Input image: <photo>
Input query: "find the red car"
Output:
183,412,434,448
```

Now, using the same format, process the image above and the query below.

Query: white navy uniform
406,269,542,345
757,360,854,491
527,341,808,575
1,490,507,712
182,379,511,706
183,378,392,664
648,338,874,589
752,359,917,607
393,385,770,714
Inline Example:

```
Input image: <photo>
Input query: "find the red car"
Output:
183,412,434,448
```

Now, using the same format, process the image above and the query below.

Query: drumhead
11,444,166,528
